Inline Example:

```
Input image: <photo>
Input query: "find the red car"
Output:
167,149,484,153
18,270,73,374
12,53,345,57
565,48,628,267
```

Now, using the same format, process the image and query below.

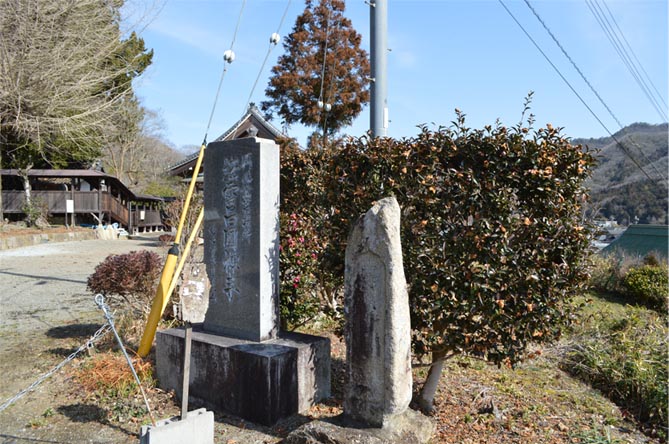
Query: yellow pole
137,143,206,357
166,207,204,298
137,247,178,356
175,143,206,243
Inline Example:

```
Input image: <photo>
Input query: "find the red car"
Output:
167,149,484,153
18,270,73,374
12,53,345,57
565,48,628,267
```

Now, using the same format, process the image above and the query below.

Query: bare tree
103,106,182,193
0,0,153,206
103,97,145,185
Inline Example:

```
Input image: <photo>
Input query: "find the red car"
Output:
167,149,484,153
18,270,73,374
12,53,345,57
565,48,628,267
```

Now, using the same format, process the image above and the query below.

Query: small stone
284,410,434,444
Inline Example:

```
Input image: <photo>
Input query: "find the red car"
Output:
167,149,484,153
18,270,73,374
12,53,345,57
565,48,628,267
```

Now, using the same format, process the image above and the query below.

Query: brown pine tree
262,0,370,136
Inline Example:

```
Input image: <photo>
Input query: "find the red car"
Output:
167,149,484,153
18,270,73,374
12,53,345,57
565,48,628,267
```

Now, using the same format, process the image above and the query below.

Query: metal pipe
370,0,388,137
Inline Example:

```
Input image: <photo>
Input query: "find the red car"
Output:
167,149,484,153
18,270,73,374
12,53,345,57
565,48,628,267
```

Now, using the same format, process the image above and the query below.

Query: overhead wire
239,0,292,117
523,0,667,182
322,5,341,137
202,0,248,145
584,0,668,122
600,0,668,111
497,0,657,183
317,0,333,109
138,0,249,356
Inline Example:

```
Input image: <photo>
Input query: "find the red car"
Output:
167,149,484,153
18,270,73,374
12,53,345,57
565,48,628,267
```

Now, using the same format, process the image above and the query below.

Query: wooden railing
101,193,129,225
131,209,163,228
2,191,25,212
2,190,129,226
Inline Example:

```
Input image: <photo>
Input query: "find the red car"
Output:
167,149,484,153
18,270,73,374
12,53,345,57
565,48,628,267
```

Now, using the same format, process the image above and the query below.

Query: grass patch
560,293,668,440
569,427,624,444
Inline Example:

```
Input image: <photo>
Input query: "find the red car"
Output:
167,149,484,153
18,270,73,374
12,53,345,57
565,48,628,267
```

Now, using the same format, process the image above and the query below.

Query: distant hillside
573,123,668,225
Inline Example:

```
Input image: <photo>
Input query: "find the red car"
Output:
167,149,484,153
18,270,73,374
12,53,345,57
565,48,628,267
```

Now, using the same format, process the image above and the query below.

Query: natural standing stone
343,196,413,427
202,137,279,342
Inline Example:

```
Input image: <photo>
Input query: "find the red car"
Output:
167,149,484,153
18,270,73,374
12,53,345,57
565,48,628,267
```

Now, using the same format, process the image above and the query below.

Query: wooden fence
2,190,128,226
2,190,166,232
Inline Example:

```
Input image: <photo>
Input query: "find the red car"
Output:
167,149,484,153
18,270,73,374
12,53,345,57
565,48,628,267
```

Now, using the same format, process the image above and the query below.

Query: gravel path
0,236,166,335
0,235,167,443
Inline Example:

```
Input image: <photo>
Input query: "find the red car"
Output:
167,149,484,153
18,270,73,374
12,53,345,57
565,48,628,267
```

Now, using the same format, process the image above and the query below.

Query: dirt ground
0,235,171,443
0,234,316,444
0,234,658,443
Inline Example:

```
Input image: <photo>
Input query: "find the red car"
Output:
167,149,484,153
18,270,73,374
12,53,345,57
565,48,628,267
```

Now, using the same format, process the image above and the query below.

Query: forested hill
572,123,668,225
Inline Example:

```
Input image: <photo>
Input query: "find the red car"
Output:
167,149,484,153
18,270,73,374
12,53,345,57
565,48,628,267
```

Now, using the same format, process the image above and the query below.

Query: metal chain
0,322,111,413
95,294,156,426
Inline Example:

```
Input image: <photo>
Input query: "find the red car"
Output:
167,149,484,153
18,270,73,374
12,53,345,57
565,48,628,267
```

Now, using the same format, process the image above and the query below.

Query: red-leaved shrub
87,250,162,316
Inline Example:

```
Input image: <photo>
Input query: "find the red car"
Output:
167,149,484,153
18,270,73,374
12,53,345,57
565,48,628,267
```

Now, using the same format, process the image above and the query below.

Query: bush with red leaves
87,250,162,316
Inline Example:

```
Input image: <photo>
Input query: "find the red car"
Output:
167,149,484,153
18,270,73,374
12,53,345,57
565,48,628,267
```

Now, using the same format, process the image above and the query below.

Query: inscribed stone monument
155,137,330,426
202,137,279,341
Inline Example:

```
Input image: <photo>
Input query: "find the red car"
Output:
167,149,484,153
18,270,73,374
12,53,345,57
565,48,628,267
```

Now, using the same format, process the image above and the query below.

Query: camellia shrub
280,111,596,408
325,114,595,364
280,138,342,323
279,211,323,330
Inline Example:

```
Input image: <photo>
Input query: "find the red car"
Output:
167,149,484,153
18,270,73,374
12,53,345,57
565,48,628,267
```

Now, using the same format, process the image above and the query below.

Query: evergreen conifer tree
262,0,370,137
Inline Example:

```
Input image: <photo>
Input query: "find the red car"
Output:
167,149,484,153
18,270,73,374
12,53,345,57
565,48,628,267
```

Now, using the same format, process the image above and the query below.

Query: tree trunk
0,142,4,223
19,166,32,205
417,350,448,414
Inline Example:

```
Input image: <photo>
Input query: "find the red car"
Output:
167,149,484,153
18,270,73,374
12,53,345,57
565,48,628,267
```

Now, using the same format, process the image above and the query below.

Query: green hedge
623,265,668,311
279,113,595,366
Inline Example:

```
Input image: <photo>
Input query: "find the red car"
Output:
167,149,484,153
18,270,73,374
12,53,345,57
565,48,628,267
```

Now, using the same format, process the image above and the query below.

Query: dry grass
61,319,656,443
72,353,153,397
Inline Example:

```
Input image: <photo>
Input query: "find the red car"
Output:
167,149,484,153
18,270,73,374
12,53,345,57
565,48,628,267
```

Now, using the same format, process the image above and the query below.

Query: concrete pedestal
156,326,330,426
139,408,214,444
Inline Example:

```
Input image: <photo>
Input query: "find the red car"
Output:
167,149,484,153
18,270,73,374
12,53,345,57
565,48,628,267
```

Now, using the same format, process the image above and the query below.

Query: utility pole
370,0,388,137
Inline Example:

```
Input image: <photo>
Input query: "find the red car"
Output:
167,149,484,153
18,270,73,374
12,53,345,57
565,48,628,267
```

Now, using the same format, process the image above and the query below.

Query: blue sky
127,0,668,150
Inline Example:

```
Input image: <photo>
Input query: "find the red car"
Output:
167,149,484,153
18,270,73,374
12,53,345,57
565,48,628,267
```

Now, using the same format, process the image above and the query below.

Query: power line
322,8,342,137
497,0,657,183
600,0,668,111
239,0,292,116
585,0,668,122
202,0,247,145
317,0,333,108
523,0,667,182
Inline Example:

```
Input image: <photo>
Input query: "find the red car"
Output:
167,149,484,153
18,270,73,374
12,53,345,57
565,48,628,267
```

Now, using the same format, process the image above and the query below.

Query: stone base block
283,409,434,444
156,326,330,426
139,408,214,444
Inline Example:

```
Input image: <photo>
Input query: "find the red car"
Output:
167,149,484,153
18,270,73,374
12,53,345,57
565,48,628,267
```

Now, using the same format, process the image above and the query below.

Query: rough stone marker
343,196,412,426
285,197,433,444
156,137,330,426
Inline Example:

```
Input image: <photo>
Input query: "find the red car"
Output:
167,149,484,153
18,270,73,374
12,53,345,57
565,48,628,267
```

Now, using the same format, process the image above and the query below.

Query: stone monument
343,196,413,426
155,137,330,426
285,197,433,444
